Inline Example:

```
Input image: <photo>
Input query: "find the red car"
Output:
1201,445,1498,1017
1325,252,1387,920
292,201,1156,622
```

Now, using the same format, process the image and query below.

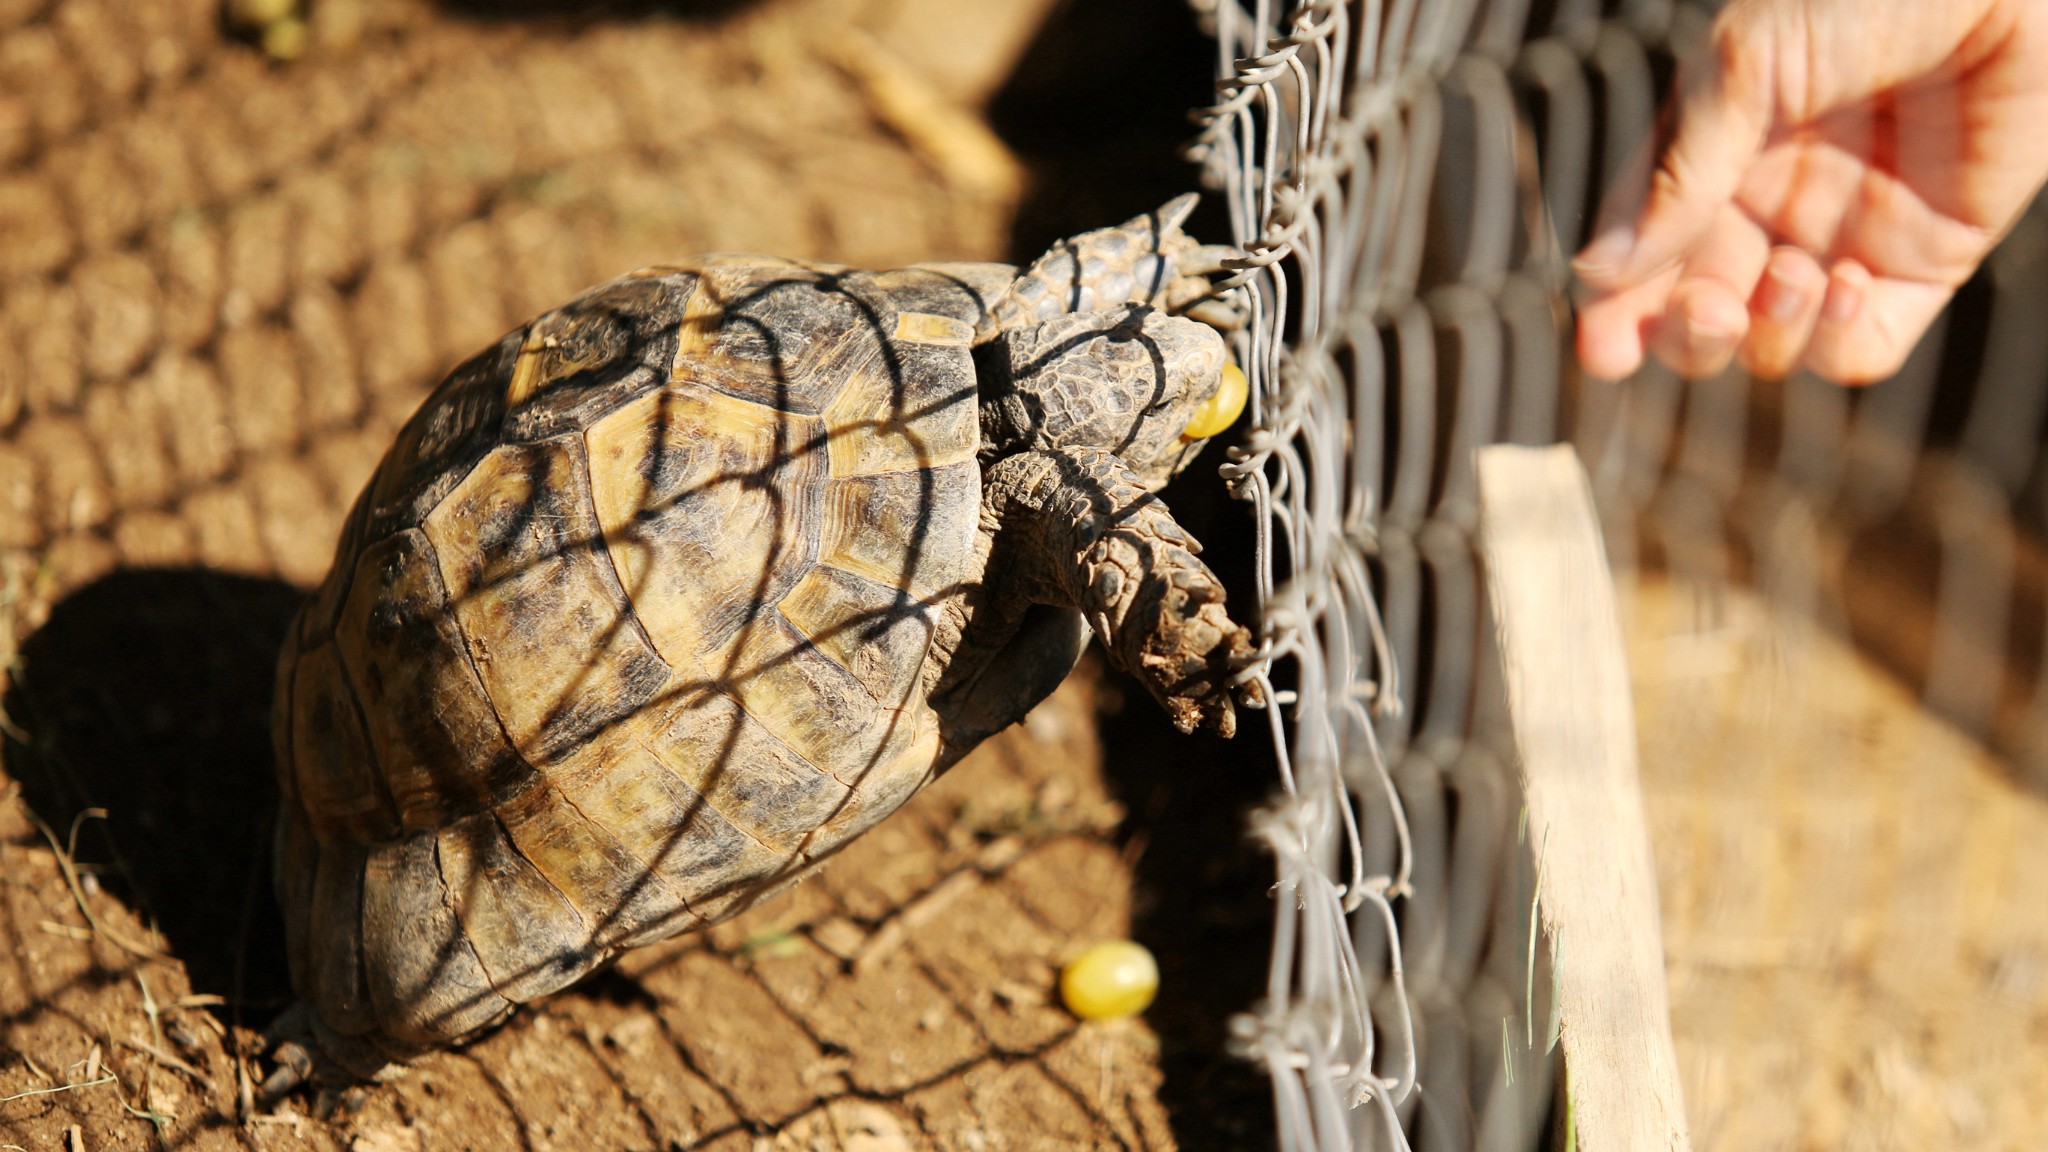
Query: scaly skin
986,193,1238,337
946,202,1254,741
978,448,1249,736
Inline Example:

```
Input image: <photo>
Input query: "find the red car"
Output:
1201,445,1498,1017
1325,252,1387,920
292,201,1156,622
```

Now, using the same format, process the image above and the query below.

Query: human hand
1573,0,2048,384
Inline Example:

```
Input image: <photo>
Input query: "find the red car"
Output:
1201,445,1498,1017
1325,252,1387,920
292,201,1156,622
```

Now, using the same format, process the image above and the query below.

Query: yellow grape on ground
1060,940,1159,1020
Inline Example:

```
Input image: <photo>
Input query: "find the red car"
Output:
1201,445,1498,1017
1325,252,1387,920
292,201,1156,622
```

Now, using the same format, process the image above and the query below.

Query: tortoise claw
258,1040,314,1105
1137,575,1254,739
1154,192,1200,235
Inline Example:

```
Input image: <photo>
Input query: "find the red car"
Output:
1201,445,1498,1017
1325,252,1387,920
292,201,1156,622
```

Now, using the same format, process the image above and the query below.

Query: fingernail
1684,315,1736,363
1761,272,1806,322
1573,226,1636,278
1824,266,1865,324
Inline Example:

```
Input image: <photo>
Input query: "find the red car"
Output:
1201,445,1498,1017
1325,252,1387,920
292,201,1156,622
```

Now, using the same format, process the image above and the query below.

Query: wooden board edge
1476,443,1691,1152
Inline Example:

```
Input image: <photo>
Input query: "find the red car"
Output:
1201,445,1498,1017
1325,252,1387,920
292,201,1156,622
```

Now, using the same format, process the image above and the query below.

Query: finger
1647,279,1752,379
1575,264,1683,380
1802,261,1956,385
1738,246,1828,379
1645,203,1772,378
1735,128,1867,255
1843,166,2005,285
1741,127,1999,285
1573,16,1773,287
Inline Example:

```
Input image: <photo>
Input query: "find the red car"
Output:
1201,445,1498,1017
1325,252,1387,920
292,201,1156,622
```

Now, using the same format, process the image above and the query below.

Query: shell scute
818,461,979,600
863,265,1012,329
778,563,936,710
308,841,376,1037
298,488,372,650
364,334,522,542
505,300,632,409
422,435,672,766
820,357,977,478
679,268,874,416
276,813,318,1006
584,384,826,665
435,812,597,1003
546,734,787,923
719,608,904,783
804,712,944,846
500,271,694,441
290,642,400,844
493,777,693,950
359,832,513,1048
643,688,851,853
336,528,533,832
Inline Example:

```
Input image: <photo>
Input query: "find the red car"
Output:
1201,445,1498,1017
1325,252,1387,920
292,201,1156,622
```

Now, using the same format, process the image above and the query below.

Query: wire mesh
1189,1,1565,1147
1197,0,2048,1149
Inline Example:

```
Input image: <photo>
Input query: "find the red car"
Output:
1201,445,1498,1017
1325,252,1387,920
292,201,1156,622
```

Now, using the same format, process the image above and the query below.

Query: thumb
1575,19,1773,286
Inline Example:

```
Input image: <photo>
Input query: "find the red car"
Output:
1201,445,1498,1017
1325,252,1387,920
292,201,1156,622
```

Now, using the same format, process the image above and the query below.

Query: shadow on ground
991,1,1281,1145
992,0,1229,261
1,2,1278,1142
1092,440,1279,1151
3,569,302,1024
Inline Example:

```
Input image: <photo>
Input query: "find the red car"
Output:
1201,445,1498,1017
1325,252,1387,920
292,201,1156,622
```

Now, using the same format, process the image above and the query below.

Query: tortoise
267,195,1256,1081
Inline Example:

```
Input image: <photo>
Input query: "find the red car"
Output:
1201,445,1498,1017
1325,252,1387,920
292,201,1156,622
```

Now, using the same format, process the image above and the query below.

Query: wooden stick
1476,444,1690,1152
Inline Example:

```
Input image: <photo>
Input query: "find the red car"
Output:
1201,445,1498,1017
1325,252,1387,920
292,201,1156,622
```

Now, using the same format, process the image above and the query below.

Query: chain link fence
1199,0,2048,1148
8,0,2048,1147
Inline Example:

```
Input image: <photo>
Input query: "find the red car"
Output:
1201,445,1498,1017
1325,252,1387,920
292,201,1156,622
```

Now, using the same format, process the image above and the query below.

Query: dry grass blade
851,870,982,976
116,1038,205,1085
0,1076,117,1105
13,803,171,965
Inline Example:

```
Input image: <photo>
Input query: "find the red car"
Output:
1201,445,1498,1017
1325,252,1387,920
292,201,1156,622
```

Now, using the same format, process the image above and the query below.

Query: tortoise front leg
981,447,1252,736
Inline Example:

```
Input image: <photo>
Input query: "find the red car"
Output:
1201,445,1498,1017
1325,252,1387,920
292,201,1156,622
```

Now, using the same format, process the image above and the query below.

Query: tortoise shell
272,256,1016,1067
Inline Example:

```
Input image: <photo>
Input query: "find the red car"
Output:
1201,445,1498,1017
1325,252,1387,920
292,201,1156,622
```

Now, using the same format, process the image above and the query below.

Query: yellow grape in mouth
1182,363,1248,441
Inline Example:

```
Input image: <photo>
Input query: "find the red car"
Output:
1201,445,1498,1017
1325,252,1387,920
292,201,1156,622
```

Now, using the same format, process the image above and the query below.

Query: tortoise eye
1181,363,1247,441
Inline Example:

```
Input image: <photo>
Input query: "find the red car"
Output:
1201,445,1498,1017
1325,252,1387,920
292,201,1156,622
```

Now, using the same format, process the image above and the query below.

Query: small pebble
1059,940,1158,1020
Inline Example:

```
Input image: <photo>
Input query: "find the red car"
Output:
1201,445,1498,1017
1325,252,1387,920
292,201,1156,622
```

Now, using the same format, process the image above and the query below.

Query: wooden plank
1476,444,1690,1152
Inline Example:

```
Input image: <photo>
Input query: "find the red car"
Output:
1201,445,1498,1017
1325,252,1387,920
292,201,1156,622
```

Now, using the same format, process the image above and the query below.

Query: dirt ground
12,669,1186,1152
1630,571,2048,1152
0,0,1281,1149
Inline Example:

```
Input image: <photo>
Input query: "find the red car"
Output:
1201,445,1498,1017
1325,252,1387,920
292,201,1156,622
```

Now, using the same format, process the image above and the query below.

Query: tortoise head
977,304,1246,489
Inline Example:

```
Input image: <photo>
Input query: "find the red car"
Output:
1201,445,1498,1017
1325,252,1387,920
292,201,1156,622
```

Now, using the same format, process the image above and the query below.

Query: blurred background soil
0,0,1281,1148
